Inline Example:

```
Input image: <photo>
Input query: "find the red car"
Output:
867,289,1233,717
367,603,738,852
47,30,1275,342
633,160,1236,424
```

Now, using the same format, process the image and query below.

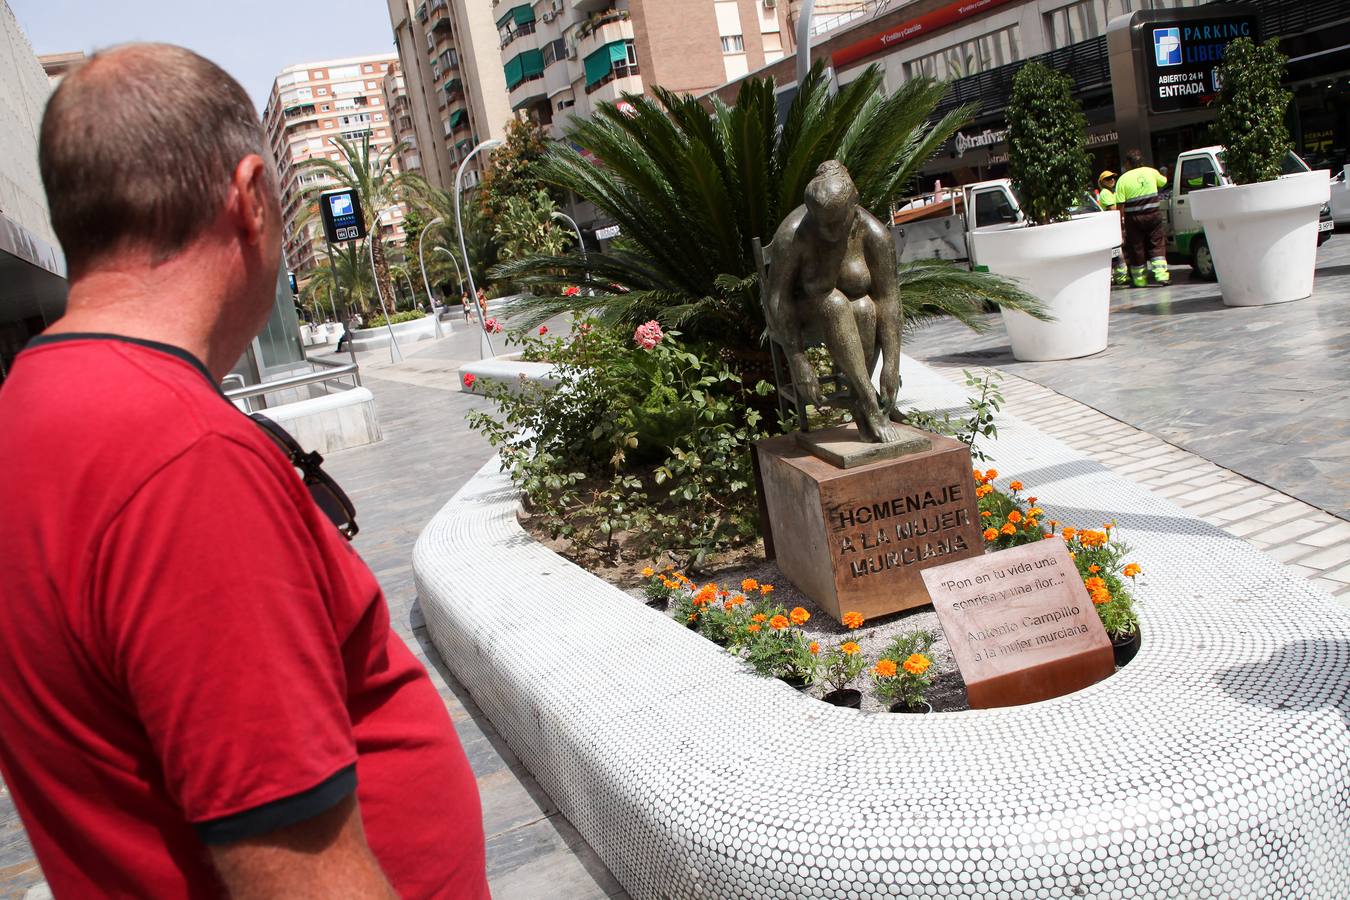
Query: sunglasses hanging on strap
249,413,360,540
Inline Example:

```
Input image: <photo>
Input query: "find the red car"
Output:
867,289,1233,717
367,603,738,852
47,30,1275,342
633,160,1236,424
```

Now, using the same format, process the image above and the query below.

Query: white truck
1164,146,1333,280
889,179,1025,266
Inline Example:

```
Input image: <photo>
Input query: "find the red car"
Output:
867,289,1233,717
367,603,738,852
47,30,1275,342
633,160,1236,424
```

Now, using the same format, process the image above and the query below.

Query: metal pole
418,215,446,339
795,0,816,89
367,235,403,363
551,209,588,299
325,240,358,369
456,138,504,358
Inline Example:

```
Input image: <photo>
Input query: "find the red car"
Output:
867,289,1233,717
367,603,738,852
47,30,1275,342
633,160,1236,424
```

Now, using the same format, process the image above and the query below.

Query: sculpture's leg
819,290,899,443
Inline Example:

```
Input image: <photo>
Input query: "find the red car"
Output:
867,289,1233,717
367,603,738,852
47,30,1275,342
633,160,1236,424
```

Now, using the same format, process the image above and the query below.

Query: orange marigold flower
789,607,810,626
985,468,998,480
980,510,992,518
1089,586,1111,605
808,641,820,655
1062,526,1077,540
1104,522,1114,531
1123,563,1141,578
1000,523,1016,535
1027,496,1038,505
641,566,654,577
768,614,790,630
903,653,931,675
687,614,698,622
873,659,898,678
760,584,774,595
841,611,864,629
693,584,716,607
740,578,759,592
751,613,767,623
1009,480,1023,492
1024,518,1039,529
1042,532,1056,540
972,467,985,481
1088,564,1100,573
983,527,999,541
975,484,994,498
1007,510,1023,524
840,641,861,656
747,623,761,633
727,593,747,607
1029,507,1044,517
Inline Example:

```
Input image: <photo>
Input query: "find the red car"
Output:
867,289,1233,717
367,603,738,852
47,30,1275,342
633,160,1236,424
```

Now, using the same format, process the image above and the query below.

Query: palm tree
494,61,1042,348
417,185,499,291
299,134,427,312
300,240,375,317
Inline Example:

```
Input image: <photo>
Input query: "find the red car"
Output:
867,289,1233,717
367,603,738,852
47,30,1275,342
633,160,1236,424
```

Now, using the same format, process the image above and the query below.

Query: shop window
1046,0,1098,50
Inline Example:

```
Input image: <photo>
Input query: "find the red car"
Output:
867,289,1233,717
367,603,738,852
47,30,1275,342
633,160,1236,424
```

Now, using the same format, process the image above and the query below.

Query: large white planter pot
1187,170,1330,307
971,211,1121,362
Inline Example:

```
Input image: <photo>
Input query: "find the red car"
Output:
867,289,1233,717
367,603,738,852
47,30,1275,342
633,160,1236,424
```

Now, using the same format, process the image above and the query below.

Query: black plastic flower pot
646,596,668,610
780,674,809,690
822,689,862,709
888,700,933,714
1111,626,1141,667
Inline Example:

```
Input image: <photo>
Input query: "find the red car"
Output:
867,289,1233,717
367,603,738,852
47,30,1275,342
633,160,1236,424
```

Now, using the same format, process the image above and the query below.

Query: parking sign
318,188,366,244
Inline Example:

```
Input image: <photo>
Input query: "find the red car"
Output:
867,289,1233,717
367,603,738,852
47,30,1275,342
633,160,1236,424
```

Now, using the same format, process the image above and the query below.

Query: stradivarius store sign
1145,14,1259,114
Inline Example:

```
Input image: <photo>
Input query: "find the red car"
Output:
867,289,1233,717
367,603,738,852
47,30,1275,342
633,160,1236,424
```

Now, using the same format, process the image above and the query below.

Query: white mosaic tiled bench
414,357,1350,899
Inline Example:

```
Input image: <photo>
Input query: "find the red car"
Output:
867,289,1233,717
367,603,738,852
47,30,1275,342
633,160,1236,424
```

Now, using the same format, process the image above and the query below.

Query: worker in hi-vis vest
1114,149,1171,287
1095,170,1129,286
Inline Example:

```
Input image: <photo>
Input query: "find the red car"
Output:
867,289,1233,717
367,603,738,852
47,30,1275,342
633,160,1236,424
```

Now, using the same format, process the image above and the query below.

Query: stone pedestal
753,427,984,623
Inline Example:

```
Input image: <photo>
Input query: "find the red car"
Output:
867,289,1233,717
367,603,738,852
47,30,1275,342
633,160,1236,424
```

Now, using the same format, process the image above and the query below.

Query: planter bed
414,357,1350,899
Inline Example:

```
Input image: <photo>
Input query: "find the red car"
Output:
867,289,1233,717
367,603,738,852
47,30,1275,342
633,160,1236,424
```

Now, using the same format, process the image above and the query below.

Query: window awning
504,49,544,89
455,138,473,153
495,4,534,28
584,41,629,87
448,108,467,128
443,77,462,95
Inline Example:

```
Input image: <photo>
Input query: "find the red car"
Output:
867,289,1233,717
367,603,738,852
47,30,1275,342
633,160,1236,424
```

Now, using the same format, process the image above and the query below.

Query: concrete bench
413,357,1350,899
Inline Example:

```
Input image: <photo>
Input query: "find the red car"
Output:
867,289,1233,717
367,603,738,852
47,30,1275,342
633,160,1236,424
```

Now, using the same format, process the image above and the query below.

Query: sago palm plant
299,134,426,310
494,61,1042,349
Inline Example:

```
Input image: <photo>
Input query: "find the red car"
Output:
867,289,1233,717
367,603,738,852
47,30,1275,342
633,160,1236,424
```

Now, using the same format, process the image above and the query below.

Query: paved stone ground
906,234,1350,521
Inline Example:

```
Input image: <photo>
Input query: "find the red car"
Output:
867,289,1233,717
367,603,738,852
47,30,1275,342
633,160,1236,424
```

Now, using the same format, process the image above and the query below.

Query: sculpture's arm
865,216,902,414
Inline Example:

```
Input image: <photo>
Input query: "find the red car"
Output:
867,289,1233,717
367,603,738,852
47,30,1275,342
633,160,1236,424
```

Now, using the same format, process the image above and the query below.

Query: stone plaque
921,542,1115,709
753,429,983,623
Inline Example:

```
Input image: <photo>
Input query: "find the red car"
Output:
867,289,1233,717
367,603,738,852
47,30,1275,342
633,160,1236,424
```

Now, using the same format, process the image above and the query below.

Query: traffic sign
319,188,366,244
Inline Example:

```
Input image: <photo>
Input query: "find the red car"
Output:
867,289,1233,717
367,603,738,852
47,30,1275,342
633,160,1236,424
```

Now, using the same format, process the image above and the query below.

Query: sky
10,0,397,111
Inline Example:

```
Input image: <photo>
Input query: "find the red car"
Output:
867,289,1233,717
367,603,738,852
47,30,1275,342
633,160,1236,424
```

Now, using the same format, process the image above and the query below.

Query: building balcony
509,72,548,111
430,0,452,33
571,0,612,13
585,71,643,105
575,10,632,62
543,56,572,98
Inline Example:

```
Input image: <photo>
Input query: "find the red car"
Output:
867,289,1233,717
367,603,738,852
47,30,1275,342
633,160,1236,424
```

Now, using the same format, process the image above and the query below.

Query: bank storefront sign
1145,14,1258,113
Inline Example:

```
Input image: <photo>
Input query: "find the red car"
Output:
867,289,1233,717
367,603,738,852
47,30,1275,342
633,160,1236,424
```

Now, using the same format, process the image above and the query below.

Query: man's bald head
39,43,273,278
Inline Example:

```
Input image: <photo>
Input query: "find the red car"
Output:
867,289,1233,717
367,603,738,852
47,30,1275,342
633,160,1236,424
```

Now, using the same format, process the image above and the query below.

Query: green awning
504,49,544,89
443,77,462,95
495,4,534,28
584,41,629,87
448,108,467,128
455,138,472,152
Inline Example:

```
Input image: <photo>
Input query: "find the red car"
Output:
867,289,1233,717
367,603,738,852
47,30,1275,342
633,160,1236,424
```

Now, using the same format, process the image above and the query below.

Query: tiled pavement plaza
2,239,1348,897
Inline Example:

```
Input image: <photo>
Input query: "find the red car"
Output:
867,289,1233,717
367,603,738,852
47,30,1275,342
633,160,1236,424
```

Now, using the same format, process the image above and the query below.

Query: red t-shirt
0,335,488,898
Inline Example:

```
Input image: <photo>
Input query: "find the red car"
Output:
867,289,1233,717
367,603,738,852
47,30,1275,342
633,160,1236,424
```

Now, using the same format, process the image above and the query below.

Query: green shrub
1006,62,1091,225
366,309,426,328
466,320,772,568
1210,37,1293,185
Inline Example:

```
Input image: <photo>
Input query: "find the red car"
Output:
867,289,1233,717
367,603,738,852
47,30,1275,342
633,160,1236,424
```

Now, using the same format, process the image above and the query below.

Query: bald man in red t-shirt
0,44,488,899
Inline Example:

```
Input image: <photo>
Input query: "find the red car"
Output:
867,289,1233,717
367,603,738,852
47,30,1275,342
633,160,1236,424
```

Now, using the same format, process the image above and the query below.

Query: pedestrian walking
461,292,471,322
1096,170,1129,286
335,313,356,352
1114,149,1171,287
0,43,488,900
476,287,488,321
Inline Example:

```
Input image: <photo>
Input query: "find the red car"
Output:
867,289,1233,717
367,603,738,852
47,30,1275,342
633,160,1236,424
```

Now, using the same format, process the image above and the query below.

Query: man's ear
230,154,274,246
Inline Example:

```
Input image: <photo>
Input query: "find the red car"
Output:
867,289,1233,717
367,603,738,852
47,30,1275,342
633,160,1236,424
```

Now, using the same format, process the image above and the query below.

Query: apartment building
386,0,513,195
383,61,424,177
262,54,408,277
37,50,84,85
495,0,795,143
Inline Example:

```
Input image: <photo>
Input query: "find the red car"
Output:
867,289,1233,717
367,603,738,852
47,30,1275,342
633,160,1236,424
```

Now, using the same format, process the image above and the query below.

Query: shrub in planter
1209,38,1293,186
1191,37,1328,307
973,63,1120,361
810,627,868,708
871,630,936,713
1007,63,1091,226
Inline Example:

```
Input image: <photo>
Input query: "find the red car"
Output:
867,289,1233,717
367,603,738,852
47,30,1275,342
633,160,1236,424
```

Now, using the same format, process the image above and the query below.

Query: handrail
224,361,360,402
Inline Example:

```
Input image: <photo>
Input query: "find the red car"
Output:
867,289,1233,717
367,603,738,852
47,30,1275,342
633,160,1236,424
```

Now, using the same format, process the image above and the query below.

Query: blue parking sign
1153,28,1182,67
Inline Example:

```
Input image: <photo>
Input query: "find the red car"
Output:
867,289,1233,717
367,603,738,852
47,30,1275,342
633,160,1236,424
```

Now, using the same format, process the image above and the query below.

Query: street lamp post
434,246,466,298
417,215,445,339
367,234,403,364
551,209,588,300
795,0,815,89
455,138,504,358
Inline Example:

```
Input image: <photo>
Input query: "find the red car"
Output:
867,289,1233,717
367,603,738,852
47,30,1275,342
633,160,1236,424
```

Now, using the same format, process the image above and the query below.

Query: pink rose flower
633,320,663,350
462,373,476,389
484,317,503,334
